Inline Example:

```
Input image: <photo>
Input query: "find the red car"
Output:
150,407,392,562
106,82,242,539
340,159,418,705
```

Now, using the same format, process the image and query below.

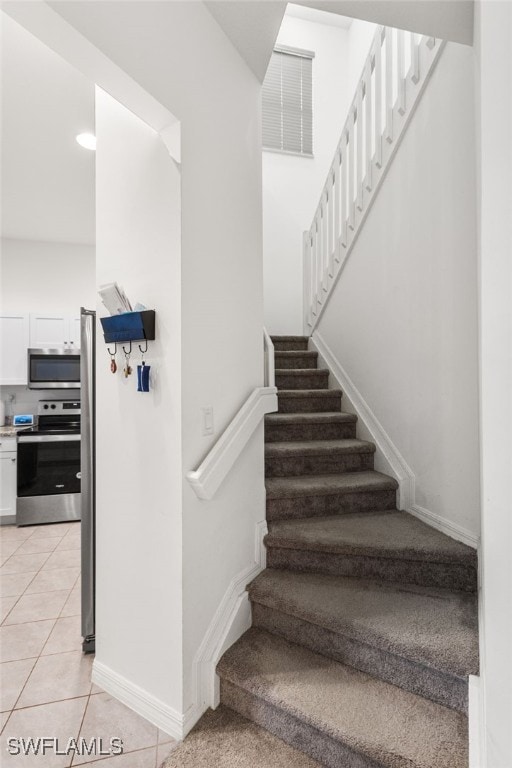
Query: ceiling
286,3,353,28
1,12,95,245
204,0,474,75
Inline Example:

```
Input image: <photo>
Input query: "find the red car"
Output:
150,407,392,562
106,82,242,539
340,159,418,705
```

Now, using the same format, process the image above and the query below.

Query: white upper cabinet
68,316,81,349
0,314,30,385
29,313,80,350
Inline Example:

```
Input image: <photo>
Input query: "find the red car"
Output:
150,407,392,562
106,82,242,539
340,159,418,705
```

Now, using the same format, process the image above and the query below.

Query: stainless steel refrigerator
80,308,96,653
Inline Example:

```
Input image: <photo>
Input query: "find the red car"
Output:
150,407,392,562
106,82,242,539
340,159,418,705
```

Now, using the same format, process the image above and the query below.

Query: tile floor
0,522,176,766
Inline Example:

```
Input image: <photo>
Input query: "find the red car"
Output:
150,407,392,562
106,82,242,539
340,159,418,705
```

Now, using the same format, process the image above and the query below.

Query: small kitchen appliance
27,348,80,389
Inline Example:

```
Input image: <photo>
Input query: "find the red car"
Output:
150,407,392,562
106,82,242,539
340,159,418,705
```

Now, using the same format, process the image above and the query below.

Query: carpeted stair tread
275,368,330,375
278,388,342,397
266,411,357,425
266,510,477,565
161,705,321,768
217,628,468,768
248,570,478,679
274,350,318,365
272,336,309,351
266,470,398,499
265,439,375,458
271,335,310,343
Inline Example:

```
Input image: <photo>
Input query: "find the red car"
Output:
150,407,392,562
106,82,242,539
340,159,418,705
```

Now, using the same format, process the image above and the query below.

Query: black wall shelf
100,310,155,344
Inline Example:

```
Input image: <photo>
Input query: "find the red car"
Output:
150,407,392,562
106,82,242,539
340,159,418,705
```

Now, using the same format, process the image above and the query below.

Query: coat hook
138,339,148,355
122,341,132,356
107,343,117,356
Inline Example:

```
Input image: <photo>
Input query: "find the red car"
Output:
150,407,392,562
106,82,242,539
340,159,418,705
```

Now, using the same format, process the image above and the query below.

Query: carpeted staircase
165,335,479,768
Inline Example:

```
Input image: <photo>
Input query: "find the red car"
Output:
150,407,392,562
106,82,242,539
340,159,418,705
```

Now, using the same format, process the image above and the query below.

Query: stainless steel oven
17,400,81,526
28,348,80,389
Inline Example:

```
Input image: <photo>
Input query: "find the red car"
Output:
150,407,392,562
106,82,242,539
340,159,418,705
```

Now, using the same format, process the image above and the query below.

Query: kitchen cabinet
0,314,30,385
30,313,81,350
0,439,17,522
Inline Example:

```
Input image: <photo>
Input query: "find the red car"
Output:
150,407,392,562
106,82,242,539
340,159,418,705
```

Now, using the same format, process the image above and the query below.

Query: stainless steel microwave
27,348,81,389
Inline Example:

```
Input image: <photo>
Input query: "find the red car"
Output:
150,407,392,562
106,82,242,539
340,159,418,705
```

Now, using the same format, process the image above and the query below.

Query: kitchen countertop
0,426,25,437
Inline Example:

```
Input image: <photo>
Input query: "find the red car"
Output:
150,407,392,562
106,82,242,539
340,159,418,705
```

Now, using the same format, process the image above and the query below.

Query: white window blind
262,46,314,156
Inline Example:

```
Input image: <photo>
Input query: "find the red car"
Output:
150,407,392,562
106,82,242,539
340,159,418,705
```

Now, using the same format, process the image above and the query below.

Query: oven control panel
37,400,81,416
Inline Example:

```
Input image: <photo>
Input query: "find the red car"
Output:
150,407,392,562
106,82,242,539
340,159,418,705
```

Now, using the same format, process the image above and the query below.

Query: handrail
303,25,445,332
187,329,278,500
263,327,275,388
186,387,277,500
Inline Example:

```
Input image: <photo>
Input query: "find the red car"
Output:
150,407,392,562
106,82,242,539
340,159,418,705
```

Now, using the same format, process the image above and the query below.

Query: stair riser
265,452,374,478
278,395,342,413
265,422,357,442
274,354,318,370
275,372,329,390
221,680,376,768
251,603,468,714
272,340,309,351
265,548,478,593
266,489,397,521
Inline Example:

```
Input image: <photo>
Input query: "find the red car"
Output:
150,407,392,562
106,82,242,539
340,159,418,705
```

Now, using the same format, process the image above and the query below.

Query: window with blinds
262,46,314,156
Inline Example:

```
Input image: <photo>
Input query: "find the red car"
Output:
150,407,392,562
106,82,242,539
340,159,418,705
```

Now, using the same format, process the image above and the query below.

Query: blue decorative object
100,310,155,344
14,414,34,426
137,364,151,393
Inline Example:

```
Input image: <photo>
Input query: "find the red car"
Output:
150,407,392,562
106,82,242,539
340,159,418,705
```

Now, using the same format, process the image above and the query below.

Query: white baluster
341,135,348,247
303,231,312,328
374,30,383,168
348,115,355,230
409,32,420,84
311,228,318,314
328,171,334,276
315,215,322,306
322,195,329,292
364,57,373,192
356,82,363,211
334,150,341,263
397,29,406,115
385,27,393,144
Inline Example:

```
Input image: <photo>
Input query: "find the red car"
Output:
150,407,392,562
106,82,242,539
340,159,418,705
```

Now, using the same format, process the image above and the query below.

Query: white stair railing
304,26,445,332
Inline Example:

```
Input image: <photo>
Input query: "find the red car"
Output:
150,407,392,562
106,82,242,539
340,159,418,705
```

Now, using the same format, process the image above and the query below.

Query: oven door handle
19,435,81,443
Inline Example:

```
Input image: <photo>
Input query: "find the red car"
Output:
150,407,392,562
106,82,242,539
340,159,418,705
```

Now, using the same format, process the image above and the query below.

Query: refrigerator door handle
80,308,96,653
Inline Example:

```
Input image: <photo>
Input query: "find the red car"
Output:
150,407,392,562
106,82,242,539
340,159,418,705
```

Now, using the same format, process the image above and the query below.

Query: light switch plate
202,406,214,436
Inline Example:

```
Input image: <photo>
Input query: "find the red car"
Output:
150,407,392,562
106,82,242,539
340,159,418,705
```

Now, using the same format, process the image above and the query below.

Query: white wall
474,1,512,765
263,14,375,334
41,0,267,727
316,42,480,542
94,88,183,719
0,238,96,416
0,238,95,314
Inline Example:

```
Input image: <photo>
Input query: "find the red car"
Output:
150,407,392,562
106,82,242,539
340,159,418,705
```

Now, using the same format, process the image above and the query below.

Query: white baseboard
91,660,185,741
408,502,478,549
469,674,485,768
184,520,267,736
311,331,479,549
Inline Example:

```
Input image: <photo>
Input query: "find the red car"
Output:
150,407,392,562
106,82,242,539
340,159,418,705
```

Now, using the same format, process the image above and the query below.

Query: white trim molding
311,331,479,549
469,674,485,768
184,520,267,736
91,660,185,741
186,386,277,500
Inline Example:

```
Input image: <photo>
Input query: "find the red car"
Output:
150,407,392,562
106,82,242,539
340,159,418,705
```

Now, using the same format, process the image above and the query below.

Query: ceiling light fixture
76,133,96,151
